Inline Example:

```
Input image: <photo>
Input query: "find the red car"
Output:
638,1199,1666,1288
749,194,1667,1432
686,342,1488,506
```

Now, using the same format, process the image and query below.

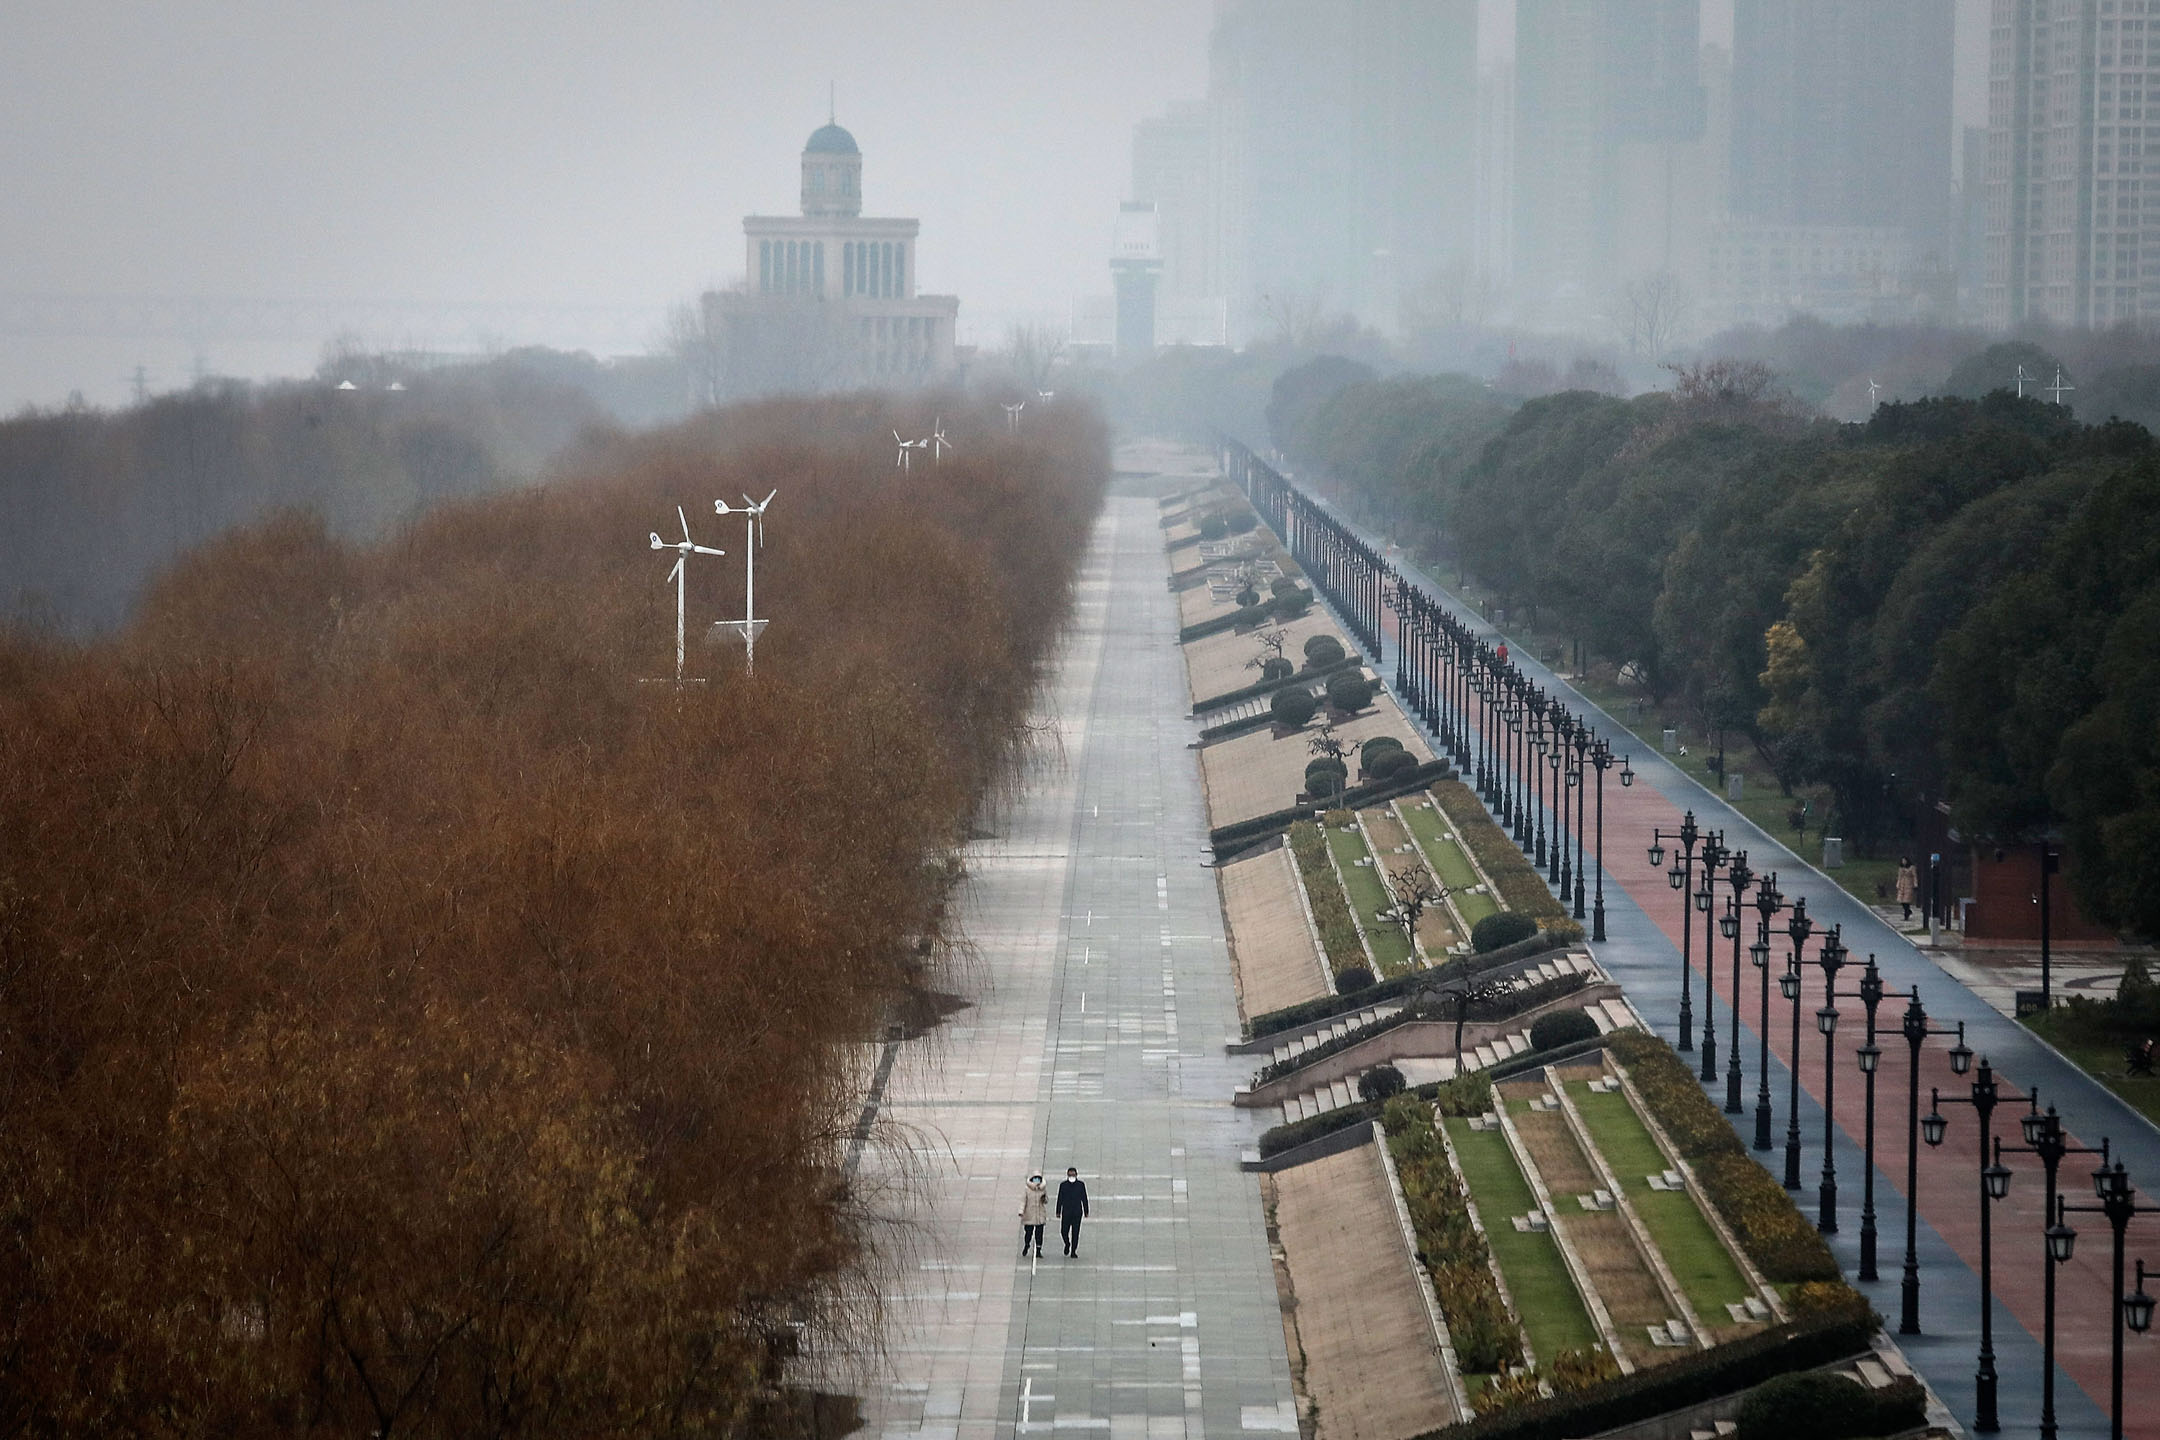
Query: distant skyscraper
1203,0,1477,341
1131,104,1217,306
1513,0,1706,321
1985,0,2160,328
1730,0,1954,253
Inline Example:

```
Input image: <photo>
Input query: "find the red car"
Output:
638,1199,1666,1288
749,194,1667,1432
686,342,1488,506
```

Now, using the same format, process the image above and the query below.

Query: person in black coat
1055,1166,1089,1256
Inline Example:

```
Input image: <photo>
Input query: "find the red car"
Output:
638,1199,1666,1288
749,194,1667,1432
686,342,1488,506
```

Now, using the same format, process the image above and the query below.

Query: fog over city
4,0,1999,412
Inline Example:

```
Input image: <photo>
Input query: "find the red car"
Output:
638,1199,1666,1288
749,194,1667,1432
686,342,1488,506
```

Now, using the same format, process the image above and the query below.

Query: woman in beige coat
1019,1174,1048,1257
1896,858,1919,922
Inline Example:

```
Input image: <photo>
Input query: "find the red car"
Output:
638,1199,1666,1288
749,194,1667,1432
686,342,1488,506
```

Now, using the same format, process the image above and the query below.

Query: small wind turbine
1002,401,1025,433
1867,378,1881,407
648,506,723,685
932,416,952,463
712,489,776,673
1036,389,1055,404
2015,364,2033,399
2047,365,2075,406
894,429,928,471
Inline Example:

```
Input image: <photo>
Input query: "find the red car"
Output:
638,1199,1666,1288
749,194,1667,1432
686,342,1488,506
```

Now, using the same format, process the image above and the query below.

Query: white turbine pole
713,489,776,673
649,506,723,685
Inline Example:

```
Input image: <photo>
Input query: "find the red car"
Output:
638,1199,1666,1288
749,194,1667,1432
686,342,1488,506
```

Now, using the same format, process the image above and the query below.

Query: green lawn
1399,797,1501,927
1568,1080,1754,1319
1444,1116,1599,1359
1325,822,1416,975
2024,1010,2160,1128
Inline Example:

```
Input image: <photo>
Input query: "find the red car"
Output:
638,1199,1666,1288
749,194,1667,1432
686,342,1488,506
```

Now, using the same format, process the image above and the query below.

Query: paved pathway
856,474,1297,1440
1287,488,2160,1438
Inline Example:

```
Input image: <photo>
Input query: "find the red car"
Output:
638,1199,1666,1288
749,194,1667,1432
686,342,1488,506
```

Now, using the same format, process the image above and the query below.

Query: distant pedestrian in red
1496,643,1509,665
1896,858,1919,922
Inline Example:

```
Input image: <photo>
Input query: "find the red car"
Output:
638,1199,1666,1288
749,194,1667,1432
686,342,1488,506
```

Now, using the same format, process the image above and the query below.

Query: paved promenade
1291,488,2156,1439
856,465,1297,1440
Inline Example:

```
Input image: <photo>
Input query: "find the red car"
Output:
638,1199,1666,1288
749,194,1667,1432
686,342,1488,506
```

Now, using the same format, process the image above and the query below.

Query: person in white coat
1019,1174,1049,1257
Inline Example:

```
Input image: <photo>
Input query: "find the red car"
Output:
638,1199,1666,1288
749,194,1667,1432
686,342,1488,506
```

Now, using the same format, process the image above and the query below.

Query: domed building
704,120,961,395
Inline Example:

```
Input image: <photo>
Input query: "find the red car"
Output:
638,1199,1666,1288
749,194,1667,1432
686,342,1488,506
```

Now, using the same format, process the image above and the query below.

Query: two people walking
1019,1167,1089,1258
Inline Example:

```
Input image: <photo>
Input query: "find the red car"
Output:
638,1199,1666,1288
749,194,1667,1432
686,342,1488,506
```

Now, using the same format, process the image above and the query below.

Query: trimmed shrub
1271,576,1302,597
1733,1371,1874,1440
1225,510,1258,534
1368,748,1419,782
1259,655,1292,680
1325,670,1374,711
1432,1069,1493,1117
1271,687,1318,727
1197,513,1230,540
1546,1347,1624,1395
1271,589,1312,620
1336,964,1375,994
1306,770,1344,801
1529,1007,1601,1051
1472,912,1539,953
1359,734,1405,765
1303,633,1347,666
1357,1064,1407,1102
1305,756,1349,782
1237,586,1261,608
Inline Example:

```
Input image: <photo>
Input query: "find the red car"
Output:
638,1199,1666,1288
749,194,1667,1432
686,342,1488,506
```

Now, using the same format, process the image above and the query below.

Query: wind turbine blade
677,506,691,542
667,557,683,584
650,532,664,549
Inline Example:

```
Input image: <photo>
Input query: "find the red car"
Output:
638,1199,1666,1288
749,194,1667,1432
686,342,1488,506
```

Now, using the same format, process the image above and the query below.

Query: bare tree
999,323,1067,392
1385,861,1445,953
1307,721,1350,766
1619,272,1691,360
1246,626,1288,674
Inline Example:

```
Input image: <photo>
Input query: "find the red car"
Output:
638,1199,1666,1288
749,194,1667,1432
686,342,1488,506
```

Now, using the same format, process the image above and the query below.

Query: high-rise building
1730,0,1955,251
1985,0,2160,328
1513,0,1708,324
1202,0,1477,342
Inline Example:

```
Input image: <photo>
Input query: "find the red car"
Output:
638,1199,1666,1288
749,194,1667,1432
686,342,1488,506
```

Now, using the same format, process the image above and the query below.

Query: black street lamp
1528,705,1550,869
1926,1054,2028,1432
1900,989,1970,1335
1569,722,1589,921
1779,897,1816,1190
1547,721,1569,885
1591,743,1628,943
1720,851,1755,1115
1696,832,1728,1085
2060,1160,2160,1440
1813,925,1850,1232
1851,957,1886,1279
1751,874,1785,1152
2007,1101,2107,1440
1648,811,1702,1052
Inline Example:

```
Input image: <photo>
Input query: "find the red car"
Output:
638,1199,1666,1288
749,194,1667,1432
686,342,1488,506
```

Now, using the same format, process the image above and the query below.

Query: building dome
804,123,859,156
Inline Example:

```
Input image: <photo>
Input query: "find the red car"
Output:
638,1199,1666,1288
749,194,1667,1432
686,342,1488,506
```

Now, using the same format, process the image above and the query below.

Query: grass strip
1568,1080,1753,1320
1431,779,1581,939
1398,794,1501,928
1326,821,1416,975
1286,821,1365,978
1445,1116,1599,1359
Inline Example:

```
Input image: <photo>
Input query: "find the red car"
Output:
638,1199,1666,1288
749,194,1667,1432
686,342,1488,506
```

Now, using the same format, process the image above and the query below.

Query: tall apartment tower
1204,0,1477,342
1730,0,1954,251
1513,0,1706,322
1986,0,2160,328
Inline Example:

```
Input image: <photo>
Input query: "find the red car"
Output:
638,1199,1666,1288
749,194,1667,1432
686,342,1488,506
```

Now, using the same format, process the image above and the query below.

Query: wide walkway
855,471,1297,1439
1295,487,2156,1438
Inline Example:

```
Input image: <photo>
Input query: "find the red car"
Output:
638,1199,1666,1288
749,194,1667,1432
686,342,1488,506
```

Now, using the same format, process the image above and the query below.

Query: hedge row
1429,780,1583,940
1286,821,1364,976
1177,585,1313,643
1383,1095,1523,1374
1246,921,1564,1039
1606,1030,1841,1283
1252,971,1590,1087
1191,653,1359,716
1409,1306,1878,1440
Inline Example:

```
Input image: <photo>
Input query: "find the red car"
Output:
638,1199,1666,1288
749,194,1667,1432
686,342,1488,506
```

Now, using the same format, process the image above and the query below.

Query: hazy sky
2,0,1997,411
1,1,1213,408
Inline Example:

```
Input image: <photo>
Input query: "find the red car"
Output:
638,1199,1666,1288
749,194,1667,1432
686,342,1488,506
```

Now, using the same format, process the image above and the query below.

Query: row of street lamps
1223,439,2160,1440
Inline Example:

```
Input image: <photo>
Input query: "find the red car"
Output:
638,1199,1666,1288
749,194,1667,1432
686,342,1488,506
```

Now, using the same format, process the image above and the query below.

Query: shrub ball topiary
1357,1064,1408,1102
1368,748,1419,782
1271,687,1318,727
1472,911,1539,953
1336,965,1375,994
1197,513,1230,540
1359,734,1405,766
1272,589,1312,620
1236,586,1260,608
1260,655,1293,680
1307,770,1344,801
1226,510,1258,534
1529,1007,1601,1052
1271,576,1302,597
1734,1371,1875,1440
1325,671,1373,712
1305,756,1349,782
1303,633,1347,666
